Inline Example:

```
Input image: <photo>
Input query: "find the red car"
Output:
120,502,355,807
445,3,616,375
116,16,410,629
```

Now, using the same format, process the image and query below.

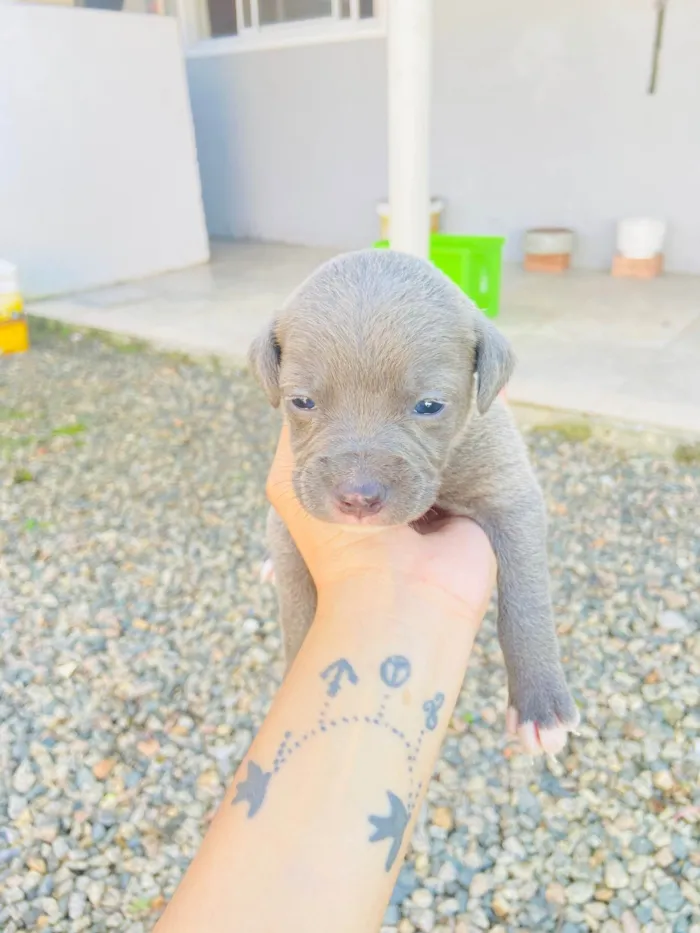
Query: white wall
0,5,209,297
187,38,387,246
186,0,700,272
432,0,700,272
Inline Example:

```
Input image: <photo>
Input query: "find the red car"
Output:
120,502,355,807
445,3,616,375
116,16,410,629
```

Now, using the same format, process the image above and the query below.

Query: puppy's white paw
506,705,580,756
260,558,275,585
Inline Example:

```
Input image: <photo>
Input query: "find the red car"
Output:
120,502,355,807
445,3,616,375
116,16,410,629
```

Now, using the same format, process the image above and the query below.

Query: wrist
315,570,483,645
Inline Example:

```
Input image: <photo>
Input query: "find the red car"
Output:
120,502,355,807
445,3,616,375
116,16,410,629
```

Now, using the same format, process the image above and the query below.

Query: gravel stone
568,882,595,905
469,873,495,898
67,891,86,921
436,861,458,886
657,882,685,913
10,763,35,795
652,770,675,791
3,886,24,905
0,848,21,866
431,808,454,832
436,897,459,916
605,861,630,890
1,330,698,931
658,610,691,632
412,908,435,932
411,888,434,909
630,838,654,856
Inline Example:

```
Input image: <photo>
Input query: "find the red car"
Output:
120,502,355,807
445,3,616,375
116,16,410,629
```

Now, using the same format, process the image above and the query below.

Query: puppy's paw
506,675,579,756
260,557,275,585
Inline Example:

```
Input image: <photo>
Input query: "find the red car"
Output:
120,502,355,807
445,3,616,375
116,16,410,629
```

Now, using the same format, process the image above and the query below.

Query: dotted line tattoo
231,653,445,871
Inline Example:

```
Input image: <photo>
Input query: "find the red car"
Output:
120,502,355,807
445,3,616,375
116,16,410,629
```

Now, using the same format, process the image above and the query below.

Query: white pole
387,0,432,259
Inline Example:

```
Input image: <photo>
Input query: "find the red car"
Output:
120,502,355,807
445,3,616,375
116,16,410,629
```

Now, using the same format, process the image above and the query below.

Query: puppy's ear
248,319,281,408
474,314,515,414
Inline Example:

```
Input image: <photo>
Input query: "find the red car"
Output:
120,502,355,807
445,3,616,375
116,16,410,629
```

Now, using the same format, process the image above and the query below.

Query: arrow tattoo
321,658,359,697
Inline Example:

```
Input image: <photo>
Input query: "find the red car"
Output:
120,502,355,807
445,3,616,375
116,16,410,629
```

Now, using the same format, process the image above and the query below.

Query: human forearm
155,577,486,933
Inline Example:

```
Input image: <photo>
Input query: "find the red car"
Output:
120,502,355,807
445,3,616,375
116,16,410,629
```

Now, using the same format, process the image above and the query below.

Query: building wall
187,37,387,247
187,0,700,272
0,5,209,297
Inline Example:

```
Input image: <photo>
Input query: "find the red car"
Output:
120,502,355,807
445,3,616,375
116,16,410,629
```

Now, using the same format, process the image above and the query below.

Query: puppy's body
251,250,578,753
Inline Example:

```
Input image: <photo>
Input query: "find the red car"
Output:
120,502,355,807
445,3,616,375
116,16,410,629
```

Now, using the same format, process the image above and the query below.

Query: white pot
524,228,574,256
617,218,666,260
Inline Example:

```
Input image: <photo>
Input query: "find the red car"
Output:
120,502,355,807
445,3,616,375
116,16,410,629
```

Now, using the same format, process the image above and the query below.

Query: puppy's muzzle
333,480,387,519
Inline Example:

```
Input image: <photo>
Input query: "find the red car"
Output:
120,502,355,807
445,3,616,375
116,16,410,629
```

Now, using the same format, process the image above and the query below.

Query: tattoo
380,654,411,688
231,761,271,818
368,792,409,872
321,657,359,696
423,692,445,731
231,653,445,872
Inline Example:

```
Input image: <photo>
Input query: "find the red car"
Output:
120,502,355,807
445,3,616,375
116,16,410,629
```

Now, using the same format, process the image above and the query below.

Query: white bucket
617,218,666,260
524,228,574,256
0,259,20,297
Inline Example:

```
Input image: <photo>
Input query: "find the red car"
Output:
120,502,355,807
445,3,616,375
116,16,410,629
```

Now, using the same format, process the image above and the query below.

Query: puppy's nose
334,481,386,517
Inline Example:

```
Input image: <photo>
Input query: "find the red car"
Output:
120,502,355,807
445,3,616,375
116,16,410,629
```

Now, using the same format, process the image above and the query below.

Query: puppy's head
250,250,513,526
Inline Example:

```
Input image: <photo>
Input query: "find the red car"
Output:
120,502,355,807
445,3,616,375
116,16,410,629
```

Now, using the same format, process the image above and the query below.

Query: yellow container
0,261,29,355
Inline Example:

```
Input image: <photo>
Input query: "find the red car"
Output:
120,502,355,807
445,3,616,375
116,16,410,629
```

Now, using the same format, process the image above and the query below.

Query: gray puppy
250,249,579,754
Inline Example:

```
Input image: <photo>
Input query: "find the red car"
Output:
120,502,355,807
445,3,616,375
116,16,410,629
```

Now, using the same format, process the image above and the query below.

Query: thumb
265,423,297,525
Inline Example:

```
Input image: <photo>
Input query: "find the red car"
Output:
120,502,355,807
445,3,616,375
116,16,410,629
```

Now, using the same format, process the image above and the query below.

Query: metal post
387,0,432,258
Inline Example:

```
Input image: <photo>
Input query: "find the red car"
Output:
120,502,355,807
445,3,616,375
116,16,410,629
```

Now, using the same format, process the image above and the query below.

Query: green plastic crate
374,233,505,319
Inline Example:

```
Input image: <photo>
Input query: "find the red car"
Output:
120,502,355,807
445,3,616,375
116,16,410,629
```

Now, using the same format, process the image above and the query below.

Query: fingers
265,424,297,521
432,517,497,606
434,517,495,568
265,428,351,567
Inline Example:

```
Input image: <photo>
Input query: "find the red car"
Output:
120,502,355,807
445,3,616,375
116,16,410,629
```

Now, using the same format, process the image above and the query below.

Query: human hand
266,426,496,625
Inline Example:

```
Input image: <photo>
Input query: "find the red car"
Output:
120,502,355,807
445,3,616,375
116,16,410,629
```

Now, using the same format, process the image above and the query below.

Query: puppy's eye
414,399,445,416
290,396,316,411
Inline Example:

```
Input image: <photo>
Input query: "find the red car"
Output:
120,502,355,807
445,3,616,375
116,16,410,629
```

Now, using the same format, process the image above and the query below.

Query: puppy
249,249,579,754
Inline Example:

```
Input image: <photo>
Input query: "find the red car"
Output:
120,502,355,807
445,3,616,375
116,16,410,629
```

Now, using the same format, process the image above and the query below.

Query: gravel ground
1,325,699,933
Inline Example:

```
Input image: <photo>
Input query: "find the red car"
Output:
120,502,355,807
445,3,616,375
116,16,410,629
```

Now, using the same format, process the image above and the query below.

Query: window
16,0,174,13
187,0,382,51
258,1,334,26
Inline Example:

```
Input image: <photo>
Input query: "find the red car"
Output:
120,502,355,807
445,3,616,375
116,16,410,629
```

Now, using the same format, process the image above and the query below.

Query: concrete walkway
29,240,700,435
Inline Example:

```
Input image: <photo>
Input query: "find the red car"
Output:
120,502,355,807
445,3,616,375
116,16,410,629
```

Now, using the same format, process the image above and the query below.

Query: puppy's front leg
479,492,579,755
267,508,317,671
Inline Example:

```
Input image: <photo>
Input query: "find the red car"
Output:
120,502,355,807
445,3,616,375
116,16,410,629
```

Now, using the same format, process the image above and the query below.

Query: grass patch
23,518,49,531
165,350,196,366
94,329,150,354
674,443,700,465
0,407,30,421
531,421,593,443
28,316,78,341
29,315,151,354
0,435,37,451
207,354,224,374
13,468,34,484
128,897,153,915
110,337,150,354
51,422,87,437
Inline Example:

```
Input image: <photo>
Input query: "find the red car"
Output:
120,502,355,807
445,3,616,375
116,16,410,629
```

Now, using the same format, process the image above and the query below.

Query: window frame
179,0,385,57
